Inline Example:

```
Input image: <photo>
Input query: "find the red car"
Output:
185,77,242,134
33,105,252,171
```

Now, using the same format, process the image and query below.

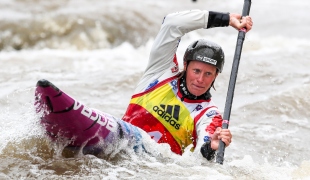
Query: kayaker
122,9,253,160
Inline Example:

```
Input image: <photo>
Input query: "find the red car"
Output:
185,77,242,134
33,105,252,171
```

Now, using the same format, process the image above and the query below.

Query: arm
135,10,211,92
135,10,253,93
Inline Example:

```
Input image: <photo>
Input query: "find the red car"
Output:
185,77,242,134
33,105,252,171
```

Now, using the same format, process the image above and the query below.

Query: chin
189,87,206,97
191,91,204,97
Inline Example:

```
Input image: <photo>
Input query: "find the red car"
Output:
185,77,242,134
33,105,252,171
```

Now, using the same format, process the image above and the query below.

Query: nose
196,73,204,83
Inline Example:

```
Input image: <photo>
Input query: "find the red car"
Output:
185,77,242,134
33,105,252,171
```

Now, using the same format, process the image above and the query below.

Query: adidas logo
153,104,180,130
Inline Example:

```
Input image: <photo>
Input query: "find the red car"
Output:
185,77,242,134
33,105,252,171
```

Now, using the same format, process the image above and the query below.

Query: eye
203,72,214,78
193,69,200,74
205,72,212,76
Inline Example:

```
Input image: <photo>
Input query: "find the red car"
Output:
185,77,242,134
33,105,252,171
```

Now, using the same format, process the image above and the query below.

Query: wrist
200,136,216,161
207,11,230,29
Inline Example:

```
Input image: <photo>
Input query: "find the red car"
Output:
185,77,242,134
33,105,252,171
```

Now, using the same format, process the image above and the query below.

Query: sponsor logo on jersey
195,105,203,111
171,66,179,73
205,110,218,117
153,104,180,130
145,79,159,91
196,55,217,65
171,54,179,73
170,79,178,90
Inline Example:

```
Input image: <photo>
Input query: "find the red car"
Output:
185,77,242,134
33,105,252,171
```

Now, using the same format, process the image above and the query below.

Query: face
184,60,218,96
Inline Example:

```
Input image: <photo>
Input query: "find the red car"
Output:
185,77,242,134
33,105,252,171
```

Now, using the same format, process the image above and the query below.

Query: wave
228,84,310,166
0,1,167,51
1,135,308,179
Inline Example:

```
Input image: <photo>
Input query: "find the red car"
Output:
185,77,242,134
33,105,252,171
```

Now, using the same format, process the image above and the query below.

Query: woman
122,10,253,160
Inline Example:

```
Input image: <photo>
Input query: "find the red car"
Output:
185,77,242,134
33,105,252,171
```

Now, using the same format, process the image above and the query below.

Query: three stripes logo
153,104,181,130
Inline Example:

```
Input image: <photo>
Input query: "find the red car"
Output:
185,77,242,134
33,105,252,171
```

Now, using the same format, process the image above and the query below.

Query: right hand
229,13,253,32
210,127,232,150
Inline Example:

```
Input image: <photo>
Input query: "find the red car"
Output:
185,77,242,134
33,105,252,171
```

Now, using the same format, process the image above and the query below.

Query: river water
1,0,310,179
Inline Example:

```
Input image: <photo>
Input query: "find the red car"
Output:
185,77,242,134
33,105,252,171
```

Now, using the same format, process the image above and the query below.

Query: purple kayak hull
35,79,143,153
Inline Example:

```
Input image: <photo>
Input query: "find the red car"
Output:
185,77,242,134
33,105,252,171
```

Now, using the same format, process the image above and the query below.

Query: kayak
35,79,146,155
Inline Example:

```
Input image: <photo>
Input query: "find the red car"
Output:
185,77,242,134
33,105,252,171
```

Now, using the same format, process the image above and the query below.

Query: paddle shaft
216,0,252,165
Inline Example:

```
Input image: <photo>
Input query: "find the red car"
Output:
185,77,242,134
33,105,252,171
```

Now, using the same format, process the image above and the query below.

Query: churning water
1,0,310,179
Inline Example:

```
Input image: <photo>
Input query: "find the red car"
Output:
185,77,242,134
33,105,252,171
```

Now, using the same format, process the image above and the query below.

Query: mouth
192,84,204,89
190,84,206,96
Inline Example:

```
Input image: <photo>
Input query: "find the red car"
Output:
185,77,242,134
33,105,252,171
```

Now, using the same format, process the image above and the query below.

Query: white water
1,0,310,179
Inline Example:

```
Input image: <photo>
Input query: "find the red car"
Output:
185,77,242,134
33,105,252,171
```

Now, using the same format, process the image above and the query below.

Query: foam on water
1,0,310,179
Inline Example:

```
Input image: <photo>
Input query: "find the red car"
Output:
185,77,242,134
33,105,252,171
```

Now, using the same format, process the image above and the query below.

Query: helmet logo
196,55,217,65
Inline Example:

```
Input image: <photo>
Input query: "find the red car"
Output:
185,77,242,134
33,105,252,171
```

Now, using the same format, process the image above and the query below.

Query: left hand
229,13,253,32
210,127,232,150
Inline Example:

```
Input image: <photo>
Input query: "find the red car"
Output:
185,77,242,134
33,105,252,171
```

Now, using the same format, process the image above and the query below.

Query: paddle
216,0,252,165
